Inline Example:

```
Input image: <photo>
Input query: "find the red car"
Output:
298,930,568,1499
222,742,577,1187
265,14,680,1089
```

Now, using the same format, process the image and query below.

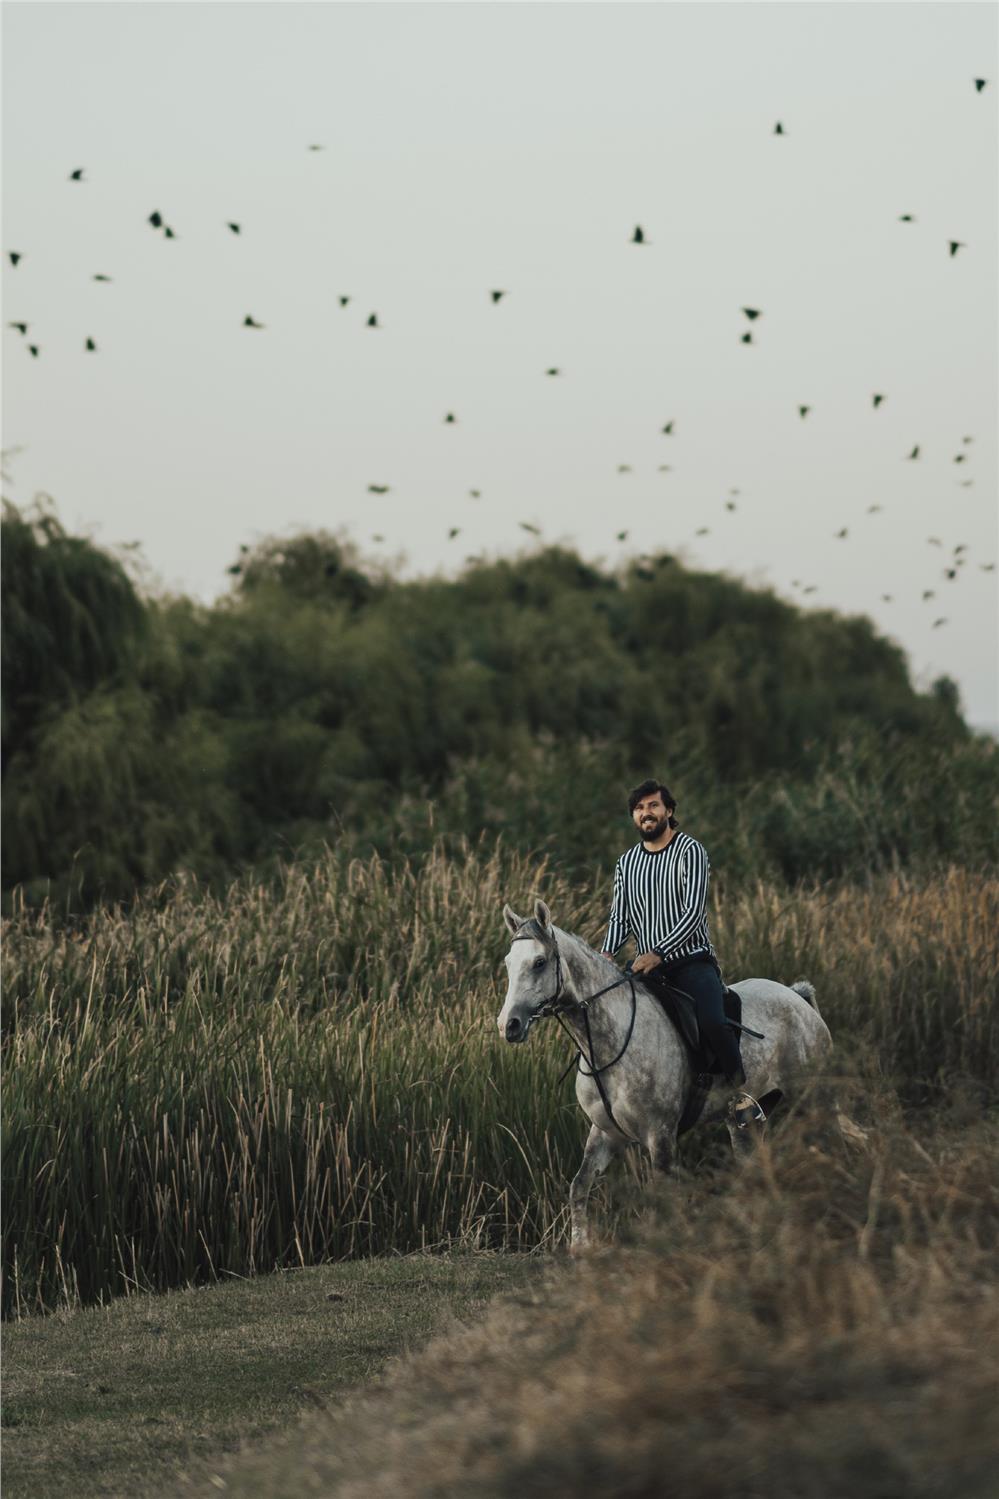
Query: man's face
632,792,671,841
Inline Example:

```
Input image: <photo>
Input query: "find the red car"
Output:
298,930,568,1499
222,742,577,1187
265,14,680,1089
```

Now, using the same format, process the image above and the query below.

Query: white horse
497,899,833,1250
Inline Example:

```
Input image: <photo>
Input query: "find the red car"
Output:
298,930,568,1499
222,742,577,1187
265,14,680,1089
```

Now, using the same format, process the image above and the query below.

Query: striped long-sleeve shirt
602,831,714,964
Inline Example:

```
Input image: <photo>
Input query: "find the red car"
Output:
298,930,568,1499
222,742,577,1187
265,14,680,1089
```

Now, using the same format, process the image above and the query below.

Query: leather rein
509,926,639,1140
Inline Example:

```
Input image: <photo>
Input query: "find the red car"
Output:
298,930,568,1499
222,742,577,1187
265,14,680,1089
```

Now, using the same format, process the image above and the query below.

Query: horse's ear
503,903,523,934
534,899,552,930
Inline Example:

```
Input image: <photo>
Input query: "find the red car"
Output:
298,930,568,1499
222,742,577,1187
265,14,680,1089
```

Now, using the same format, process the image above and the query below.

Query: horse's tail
790,979,820,1016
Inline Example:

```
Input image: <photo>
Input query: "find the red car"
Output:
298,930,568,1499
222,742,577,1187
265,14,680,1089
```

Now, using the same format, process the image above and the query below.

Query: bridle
509,921,640,1139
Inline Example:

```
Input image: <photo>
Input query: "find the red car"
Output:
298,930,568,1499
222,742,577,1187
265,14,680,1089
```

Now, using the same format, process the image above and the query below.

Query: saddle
640,975,750,1135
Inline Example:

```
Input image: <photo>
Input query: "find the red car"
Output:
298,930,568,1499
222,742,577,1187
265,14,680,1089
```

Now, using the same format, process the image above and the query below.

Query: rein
510,927,639,1140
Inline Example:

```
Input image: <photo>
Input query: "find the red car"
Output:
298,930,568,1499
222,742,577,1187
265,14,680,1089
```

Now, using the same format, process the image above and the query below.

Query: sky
3,0,997,724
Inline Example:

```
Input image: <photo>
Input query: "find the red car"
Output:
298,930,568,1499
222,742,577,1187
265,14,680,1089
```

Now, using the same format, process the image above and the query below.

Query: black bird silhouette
922,590,935,600
881,594,893,602
367,313,380,328
944,568,958,580
981,562,996,571
227,222,241,235
8,322,28,334
243,315,265,329
519,522,541,535
27,344,39,357
835,528,848,539
927,538,942,546
962,435,974,443
85,337,96,351
773,122,784,135
695,527,710,536
469,489,481,498
803,585,817,594
907,445,920,460
8,252,23,266
741,332,754,345
367,484,390,494
545,368,560,376
448,528,460,540
724,501,737,512
631,226,647,244
490,290,507,303
307,144,324,151
898,213,915,222
932,618,948,628
948,241,965,257
148,211,163,228
799,406,811,419
954,454,967,463
93,274,112,282
661,421,674,434
954,544,968,554
867,504,883,514
873,393,885,408
444,413,456,424
69,168,85,181
616,530,628,541
742,307,762,320
372,534,385,543
658,465,672,472
617,464,632,474
338,296,350,307
164,226,176,239
974,78,987,92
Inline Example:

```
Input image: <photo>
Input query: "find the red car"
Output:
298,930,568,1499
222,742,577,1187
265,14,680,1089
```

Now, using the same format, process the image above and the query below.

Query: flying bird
724,501,737,512
227,222,241,234
8,322,28,334
69,168,85,181
243,315,265,329
372,534,385,543
948,241,965,257
448,528,460,540
92,274,112,282
974,79,987,92
367,313,380,327
799,406,811,419
444,413,456,423
959,480,974,487
981,562,996,571
519,522,541,535
932,618,948,628
898,213,916,222
907,446,920,460
803,585,817,594
148,211,163,228
927,537,943,546
944,568,958,580
695,527,710,536
469,489,481,499
742,307,762,320
658,465,672,472
953,453,967,463
741,332,754,345
490,290,507,303
163,226,176,239
8,252,23,266
661,421,674,434
367,484,390,494
338,296,350,307
27,344,39,357
873,393,885,408
617,464,632,473
954,544,967,554
773,122,784,135
867,505,883,513
85,337,96,351
631,226,647,244
922,590,935,600
835,528,848,539
307,144,324,151
616,530,628,541
962,435,974,443
545,368,560,376
881,594,893,602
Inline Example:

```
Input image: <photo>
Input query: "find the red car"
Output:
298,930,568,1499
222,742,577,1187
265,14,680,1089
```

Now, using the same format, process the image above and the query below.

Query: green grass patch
0,1252,536,1499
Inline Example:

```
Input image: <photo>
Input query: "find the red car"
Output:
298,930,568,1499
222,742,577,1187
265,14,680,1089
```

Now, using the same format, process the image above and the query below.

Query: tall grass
3,844,996,1315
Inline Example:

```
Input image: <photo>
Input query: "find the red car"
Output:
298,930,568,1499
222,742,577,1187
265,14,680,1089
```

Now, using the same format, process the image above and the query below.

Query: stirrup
732,1092,766,1128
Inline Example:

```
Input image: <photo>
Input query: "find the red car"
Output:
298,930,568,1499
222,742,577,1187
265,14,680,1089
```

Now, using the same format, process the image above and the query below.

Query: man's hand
631,951,663,975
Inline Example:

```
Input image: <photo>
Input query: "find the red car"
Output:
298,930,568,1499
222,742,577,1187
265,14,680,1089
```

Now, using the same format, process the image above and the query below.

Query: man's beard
638,815,671,841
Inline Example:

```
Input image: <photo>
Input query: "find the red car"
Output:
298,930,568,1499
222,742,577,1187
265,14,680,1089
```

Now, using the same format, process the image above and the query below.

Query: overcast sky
3,0,997,723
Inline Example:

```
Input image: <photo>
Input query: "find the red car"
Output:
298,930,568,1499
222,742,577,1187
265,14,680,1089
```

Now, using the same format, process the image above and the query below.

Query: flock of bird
5,83,995,632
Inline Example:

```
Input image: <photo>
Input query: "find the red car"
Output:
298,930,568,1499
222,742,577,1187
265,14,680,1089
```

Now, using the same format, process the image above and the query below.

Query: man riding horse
601,778,766,1128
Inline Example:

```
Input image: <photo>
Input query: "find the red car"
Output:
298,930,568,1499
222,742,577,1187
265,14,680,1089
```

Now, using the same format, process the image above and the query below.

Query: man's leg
667,957,745,1085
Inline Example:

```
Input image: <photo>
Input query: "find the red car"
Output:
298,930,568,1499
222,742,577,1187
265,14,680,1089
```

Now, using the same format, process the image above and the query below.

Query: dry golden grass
184,1102,999,1499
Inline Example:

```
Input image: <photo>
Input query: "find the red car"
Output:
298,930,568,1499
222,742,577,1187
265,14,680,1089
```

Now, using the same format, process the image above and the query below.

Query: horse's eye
533,956,546,970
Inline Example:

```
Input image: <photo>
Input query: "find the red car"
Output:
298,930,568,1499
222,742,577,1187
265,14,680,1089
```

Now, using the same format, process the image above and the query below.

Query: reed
3,844,996,1314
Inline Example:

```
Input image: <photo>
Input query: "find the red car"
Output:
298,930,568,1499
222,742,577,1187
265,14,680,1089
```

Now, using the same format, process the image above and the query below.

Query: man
601,778,764,1124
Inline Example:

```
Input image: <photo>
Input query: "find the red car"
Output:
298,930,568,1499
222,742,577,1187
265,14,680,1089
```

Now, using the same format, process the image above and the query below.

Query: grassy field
0,1252,536,1499
4,845,997,1314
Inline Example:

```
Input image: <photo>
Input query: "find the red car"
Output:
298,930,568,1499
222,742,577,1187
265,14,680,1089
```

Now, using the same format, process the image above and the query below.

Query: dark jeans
643,952,745,1085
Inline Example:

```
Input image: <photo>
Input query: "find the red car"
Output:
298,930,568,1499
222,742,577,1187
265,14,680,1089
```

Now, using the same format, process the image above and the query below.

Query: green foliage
2,506,994,907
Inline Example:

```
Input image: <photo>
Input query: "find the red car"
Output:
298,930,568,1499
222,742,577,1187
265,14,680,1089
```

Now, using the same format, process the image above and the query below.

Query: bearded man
601,778,764,1124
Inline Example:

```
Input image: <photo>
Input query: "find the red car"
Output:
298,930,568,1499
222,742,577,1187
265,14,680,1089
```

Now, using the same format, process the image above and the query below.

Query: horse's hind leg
570,1125,620,1253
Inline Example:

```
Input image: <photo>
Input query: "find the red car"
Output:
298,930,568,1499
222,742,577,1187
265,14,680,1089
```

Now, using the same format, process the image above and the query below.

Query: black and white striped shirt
603,831,714,964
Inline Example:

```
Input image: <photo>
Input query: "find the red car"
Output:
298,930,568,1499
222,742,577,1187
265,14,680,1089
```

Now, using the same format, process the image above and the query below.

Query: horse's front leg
570,1124,620,1253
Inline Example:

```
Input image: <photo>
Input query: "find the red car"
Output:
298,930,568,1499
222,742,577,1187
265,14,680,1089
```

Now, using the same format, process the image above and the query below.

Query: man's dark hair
628,779,679,828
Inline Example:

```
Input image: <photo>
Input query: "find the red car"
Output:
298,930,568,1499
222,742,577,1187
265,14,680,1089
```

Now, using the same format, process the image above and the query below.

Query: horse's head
497,898,562,1043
